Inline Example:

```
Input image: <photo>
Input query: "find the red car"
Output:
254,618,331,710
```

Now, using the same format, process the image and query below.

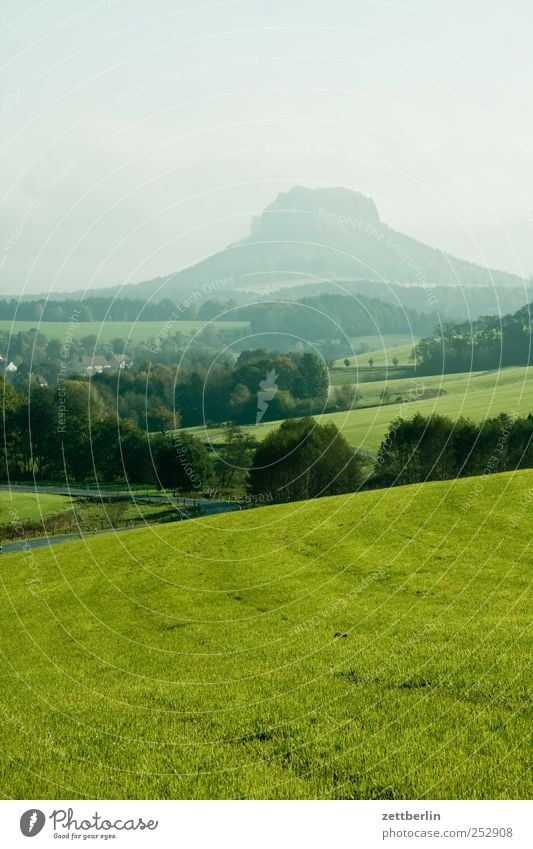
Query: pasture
192,365,533,452
0,490,72,525
0,319,248,346
0,471,531,799
337,341,416,368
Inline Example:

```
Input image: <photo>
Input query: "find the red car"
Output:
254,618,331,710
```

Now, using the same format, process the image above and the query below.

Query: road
0,485,246,554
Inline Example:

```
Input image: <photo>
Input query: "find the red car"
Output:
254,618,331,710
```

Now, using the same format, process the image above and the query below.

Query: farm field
0,490,71,524
337,341,416,368
0,470,530,799
189,365,533,452
0,319,249,345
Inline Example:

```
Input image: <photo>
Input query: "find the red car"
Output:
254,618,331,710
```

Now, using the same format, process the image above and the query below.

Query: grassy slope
0,471,531,799
0,319,248,345
0,491,72,524
336,341,416,367
189,365,533,452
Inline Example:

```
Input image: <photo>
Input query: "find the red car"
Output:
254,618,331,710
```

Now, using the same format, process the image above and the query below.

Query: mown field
192,365,533,452
0,471,531,799
0,319,248,345
0,490,71,524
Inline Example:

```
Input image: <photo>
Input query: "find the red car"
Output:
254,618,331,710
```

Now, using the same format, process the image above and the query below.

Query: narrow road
3,532,91,554
0,483,245,512
0,485,246,554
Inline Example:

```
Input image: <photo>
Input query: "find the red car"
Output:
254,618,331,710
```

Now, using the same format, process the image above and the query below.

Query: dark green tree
248,417,363,503
153,432,215,491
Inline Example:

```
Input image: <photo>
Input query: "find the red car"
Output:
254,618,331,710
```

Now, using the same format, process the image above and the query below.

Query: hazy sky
1,0,532,295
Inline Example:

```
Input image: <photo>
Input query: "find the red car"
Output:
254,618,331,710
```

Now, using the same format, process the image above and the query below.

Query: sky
1,0,532,295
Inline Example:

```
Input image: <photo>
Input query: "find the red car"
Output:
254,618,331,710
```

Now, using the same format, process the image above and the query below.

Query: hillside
188,364,533,452
53,186,526,303
0,471,531,799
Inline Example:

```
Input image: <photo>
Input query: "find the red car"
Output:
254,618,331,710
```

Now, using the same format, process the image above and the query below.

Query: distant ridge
31,186,528,301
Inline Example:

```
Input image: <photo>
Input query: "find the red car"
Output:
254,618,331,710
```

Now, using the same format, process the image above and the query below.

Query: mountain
48,186,528,302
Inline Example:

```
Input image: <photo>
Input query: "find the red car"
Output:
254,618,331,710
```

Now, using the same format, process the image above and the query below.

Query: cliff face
250,186,381,242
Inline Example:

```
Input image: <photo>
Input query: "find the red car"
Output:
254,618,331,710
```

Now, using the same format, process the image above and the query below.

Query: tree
144,405,177,433
216,422,257,487
153,432,215,491
343,358,350,368
392,356,399,367
110,337,127,354
81,334,98,351
175,371,206,426
248,417,363,503
328,385,360,412
368,357,374,368
294,353,328,399
26,388,59,478
91,418,152,483
228,383,252,421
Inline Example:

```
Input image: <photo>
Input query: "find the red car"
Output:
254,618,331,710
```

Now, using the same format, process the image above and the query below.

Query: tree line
414,302,533,374
373,411,532,487
3,367,531,504
0,297,200,323
230,293,432,339
1,373,362,501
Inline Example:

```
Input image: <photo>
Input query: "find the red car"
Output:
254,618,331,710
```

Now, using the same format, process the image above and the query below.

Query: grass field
192,365,533,452
0,319,249,345
0,470,530,799
337,341,416,368
0,491,71,524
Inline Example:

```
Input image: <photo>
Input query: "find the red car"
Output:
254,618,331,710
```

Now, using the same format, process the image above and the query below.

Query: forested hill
0,291,432,339
233,293,431,338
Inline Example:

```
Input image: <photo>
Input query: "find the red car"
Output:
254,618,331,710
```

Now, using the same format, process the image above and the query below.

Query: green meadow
0,491,71,524
0,319,248,345
0,471,531,799
337,341,416,368
190,365,533,452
